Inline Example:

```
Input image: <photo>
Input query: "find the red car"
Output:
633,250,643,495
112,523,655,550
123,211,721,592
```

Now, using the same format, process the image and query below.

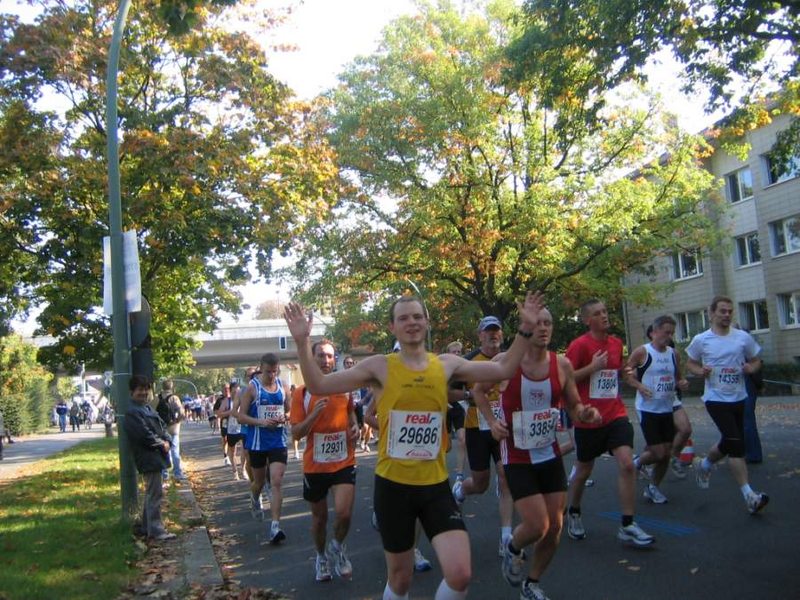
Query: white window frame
672,248,704,280
765,153,800,185
738,300,769,332
769,215,800,257
726,167,753,203
675,310,708,342
735,232,761,266
777,292,800,328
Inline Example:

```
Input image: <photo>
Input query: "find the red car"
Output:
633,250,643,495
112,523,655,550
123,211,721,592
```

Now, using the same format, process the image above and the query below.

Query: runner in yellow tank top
284,291,544,600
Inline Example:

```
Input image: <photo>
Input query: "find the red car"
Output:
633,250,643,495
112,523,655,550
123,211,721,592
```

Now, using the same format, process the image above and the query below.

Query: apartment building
623,113,800,366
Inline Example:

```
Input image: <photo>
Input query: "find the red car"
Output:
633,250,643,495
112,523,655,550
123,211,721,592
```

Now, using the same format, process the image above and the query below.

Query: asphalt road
180,396,800,600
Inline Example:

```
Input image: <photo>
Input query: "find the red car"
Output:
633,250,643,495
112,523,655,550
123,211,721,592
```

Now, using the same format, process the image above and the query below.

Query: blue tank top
244,378,287,451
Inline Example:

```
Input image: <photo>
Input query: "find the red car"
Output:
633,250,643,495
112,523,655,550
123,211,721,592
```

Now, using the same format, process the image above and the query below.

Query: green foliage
509,0,799,165
180,367,237,395
0,334,53,434
286,0,720,344
0,1,343,374
761,362,800,396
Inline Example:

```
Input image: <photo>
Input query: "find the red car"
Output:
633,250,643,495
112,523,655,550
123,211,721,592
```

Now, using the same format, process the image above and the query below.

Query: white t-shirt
685,328,760,403
634,344,677,414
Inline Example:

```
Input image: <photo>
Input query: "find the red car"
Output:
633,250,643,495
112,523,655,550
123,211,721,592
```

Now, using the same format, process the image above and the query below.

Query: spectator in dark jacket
123,375,175,541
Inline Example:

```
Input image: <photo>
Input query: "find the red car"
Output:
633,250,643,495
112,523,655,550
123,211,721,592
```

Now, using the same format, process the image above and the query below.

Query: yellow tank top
464,352,500,429
376,352,449,485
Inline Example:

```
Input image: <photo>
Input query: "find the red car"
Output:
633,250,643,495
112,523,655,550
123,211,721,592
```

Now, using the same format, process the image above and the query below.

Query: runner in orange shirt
290,339,360,582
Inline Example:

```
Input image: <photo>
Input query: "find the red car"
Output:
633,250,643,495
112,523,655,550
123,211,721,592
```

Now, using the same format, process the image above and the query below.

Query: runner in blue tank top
237,353,292,544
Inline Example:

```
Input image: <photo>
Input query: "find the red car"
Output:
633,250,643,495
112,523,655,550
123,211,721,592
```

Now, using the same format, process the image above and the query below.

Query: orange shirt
290,386,355,473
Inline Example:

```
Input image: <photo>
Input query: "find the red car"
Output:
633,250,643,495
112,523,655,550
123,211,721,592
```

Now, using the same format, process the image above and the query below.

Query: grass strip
0,437,156,600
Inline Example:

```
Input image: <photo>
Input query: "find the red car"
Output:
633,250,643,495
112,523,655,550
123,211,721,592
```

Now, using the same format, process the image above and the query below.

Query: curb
175,481,224,592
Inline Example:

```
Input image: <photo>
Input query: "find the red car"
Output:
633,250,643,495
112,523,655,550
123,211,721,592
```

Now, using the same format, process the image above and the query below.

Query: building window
675,310,708,341
765,153,800,185
739,300,769,332
672,249,703,280
727,167,753,203
777,292,800,327
735,232,761,266
279,336,288,350
770,215,800,256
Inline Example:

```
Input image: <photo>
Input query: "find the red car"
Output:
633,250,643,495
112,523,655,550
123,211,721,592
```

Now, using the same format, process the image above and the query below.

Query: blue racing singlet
244,378,287,451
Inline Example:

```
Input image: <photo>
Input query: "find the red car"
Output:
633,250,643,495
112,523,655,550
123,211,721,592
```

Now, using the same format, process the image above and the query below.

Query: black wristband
517,329,533,338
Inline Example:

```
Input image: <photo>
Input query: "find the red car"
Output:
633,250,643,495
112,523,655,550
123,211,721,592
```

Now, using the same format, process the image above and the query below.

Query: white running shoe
500,540,527,587
670,457,687,479
694,457,711,489
223,456,231,466
617,522,655,546
413,547,432,572
520,580,550,600
643,483,668,504
566,512,586,540
269,524,286,545
452,479,466,504
315,554,332,582
746,491,769,515
327,541,352,578
250,493,264,521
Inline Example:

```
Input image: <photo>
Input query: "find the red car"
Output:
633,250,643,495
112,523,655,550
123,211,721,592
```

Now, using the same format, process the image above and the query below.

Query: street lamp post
106,0,137,521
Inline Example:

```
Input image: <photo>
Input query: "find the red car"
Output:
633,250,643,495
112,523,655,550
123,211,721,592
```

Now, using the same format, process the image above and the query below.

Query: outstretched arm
283,302,381,395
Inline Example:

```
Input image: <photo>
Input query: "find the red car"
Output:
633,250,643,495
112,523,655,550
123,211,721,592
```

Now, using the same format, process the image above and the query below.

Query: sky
5,0,723,331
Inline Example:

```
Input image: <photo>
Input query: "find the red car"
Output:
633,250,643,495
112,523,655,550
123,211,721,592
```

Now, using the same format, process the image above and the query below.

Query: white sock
740,484,754,499
501,526,512,542
701,457,713,471
383,582,409,600
271,520,279,531
330,538,341,551
435,579,468,600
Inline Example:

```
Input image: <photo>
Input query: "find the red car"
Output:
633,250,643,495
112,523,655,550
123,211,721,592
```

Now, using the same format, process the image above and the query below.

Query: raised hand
283,302,313,340
518,290,546,329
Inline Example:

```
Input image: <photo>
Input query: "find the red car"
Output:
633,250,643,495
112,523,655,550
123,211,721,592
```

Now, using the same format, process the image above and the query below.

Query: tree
285,0,719,343
508,0,800,160
0,0,343,373
0,334,54,434
253,298,286,320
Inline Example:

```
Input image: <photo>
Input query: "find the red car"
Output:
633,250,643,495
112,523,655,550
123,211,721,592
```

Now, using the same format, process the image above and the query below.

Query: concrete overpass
23,317,334,377
191,317,331,368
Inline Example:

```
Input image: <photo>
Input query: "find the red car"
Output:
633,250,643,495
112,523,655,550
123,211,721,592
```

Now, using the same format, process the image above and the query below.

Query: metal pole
405,279,433,351
106,0,137,522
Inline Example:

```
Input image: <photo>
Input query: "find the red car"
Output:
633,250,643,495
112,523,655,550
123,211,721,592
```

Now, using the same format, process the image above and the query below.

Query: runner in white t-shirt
685,296,768,514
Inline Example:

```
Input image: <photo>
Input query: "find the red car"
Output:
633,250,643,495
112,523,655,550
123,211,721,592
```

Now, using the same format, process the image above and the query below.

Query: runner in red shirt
564,299,654,546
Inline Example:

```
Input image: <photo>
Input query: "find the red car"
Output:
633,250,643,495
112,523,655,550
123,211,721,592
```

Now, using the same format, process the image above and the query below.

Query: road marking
598,511,701,536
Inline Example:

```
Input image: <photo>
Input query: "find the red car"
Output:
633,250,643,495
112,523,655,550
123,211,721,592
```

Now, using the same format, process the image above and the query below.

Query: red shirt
565,332,627,428
501,351,563,464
